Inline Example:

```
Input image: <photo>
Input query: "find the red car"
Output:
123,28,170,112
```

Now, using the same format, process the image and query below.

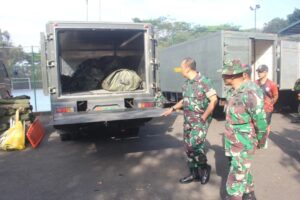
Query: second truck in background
159,30,300,113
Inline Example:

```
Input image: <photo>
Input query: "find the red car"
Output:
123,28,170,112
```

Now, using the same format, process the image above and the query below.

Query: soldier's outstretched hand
161,108,174,117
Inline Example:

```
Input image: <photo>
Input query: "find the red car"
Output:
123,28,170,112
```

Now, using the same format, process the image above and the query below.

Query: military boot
242,191,257,200
224,195,243,200
179,167,201,184
200,164,211,184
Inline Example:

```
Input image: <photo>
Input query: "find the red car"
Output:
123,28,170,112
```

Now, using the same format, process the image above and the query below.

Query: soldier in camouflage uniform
242,64,264,100
293,78,300,121
222,60,268,200
154,90,167,108
162,57,218,184
225,64,264,162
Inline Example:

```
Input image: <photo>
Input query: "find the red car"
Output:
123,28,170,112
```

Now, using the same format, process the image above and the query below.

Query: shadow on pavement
0,113,225,200
269,129,300,164
209,133,230,199
70,114,183,154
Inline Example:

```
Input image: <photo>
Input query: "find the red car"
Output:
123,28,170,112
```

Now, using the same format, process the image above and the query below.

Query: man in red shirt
256,64,279,148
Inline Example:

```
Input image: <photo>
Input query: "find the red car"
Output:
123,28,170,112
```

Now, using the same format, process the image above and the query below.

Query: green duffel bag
0,108,7,117
0,103,31,109
0,123,10,133
101,69,142,91
0,98,30,105
0,112,34,123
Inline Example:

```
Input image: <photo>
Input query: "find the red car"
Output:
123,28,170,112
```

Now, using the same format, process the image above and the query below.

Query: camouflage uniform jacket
182,72,216,125
225,81,267,154
294,78,300,91
154,91,167,108
225,81,264,107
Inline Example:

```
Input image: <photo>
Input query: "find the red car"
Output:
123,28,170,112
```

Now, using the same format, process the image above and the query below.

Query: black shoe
200,164,211,184
179,168,200,184
224,195,243,200
242,191,257,200
223,195,232,200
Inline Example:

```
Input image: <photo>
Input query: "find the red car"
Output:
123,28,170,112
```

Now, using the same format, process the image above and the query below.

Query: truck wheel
59,132,71,141
119,127,140,138
128,127,140,137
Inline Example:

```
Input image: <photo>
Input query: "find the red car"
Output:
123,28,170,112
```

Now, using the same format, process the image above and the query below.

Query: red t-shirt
255,79,278,112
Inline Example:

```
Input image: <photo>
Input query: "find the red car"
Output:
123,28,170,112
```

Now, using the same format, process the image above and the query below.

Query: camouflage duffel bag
101,69,142,91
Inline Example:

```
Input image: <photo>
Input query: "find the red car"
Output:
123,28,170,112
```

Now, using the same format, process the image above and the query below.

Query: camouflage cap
221,59,248,75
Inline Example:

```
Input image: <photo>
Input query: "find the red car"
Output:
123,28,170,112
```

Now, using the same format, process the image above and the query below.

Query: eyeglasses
222,74,234,79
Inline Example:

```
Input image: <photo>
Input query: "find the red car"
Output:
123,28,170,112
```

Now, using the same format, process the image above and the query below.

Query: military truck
41,21,163,140
159,31,300,112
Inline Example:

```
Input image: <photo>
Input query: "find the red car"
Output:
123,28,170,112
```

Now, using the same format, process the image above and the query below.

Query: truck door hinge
153,63,159,70
47,33,54,41
150,58,159,65
151,83,157,89
151,60,159,70
149,36,158,44
47,60,55,68
48,87,56,94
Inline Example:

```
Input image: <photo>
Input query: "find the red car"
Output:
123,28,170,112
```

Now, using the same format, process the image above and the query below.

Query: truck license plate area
125,98,134,108
93,104,120,111
77,101,87,112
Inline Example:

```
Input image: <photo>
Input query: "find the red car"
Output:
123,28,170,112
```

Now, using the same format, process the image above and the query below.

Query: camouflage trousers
226,150,254,198
183,121,210,168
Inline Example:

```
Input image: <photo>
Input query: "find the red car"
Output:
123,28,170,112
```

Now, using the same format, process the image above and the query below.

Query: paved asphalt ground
0,112,299,200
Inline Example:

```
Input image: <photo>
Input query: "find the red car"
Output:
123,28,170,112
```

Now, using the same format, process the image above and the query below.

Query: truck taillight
138,102,154,108
55,107,75,113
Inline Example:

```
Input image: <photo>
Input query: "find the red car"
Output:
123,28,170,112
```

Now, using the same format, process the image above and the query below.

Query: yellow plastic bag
0,109,25,150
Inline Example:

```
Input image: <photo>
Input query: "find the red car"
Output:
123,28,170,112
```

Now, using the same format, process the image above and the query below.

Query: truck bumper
51,108,165,126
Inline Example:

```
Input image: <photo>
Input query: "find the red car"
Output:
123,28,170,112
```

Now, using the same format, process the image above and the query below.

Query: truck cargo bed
56,28,147,94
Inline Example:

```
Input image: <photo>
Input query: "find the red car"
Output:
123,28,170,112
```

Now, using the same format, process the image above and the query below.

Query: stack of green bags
0,95,34,134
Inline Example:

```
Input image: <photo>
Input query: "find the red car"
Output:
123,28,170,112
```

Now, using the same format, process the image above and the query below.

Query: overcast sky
0,0,299,47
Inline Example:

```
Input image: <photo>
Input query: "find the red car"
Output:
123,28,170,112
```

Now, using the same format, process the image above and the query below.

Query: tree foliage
0,29,11,47
262,18,288,33
287,8,300,24
0,29,39,79
132,17,240,48
263,8,300,33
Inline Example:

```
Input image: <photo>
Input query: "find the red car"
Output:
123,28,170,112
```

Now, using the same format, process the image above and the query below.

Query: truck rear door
279,39,300,90
40,32,49,96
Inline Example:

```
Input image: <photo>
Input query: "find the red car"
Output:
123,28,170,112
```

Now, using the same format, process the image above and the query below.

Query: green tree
0,29,35,78
262,18,288,33
0,29,12,47
262,8,300,33
287,8,300,24
132,17,240,48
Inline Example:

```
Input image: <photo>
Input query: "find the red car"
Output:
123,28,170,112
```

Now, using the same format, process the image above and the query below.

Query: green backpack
101,69,142,91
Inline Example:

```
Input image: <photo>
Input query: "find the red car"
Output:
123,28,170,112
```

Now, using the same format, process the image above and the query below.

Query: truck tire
119,127,140,138
59,131,81,141
54,125,80,141
60,132,71,141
